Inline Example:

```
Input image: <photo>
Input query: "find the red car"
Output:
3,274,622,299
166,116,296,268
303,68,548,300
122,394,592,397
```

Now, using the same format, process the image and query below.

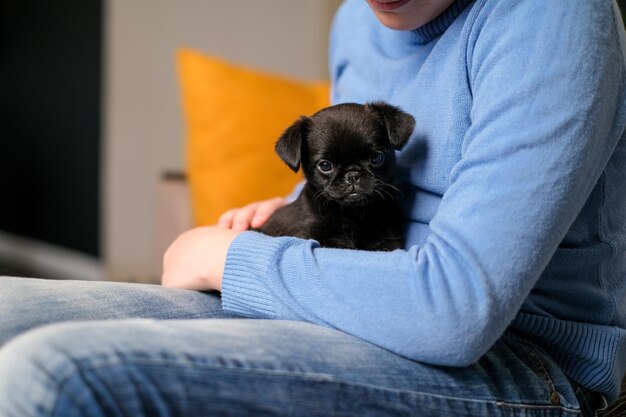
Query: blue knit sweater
222,0,626,402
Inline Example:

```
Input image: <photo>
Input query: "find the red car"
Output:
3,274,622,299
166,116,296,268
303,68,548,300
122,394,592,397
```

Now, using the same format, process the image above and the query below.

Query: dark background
0,1,103,257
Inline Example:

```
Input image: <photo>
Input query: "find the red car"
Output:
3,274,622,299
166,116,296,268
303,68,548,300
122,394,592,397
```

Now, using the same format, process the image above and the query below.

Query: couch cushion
177,48,329,226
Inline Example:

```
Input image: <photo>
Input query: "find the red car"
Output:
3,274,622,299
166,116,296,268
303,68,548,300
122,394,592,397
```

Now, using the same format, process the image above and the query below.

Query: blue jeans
0,277,604,416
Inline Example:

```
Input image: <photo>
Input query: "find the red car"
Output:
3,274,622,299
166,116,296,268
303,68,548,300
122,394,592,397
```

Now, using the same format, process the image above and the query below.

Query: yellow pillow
177,48,330,226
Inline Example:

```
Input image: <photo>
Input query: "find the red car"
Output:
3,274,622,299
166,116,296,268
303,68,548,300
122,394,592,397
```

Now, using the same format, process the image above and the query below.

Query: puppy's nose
344,171,361,184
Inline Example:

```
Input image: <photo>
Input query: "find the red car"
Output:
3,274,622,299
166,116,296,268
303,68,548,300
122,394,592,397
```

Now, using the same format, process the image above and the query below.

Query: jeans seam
53,356,583,414
494,401,580,413
520,343,563,406
29,354,93,417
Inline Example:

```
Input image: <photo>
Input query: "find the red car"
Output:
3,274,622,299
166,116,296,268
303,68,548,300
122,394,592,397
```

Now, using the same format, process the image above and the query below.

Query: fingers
217,203,257,231
231,203,262,231
217,208,244,229
250,198,287,228
217,198,287,231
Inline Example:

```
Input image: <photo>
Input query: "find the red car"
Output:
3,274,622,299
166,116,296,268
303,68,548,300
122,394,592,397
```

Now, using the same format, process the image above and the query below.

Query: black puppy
257,102,415,251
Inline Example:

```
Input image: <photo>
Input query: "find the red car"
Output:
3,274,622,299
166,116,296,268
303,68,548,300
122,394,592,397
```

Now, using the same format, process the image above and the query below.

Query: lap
0,316,584,417
0,276,238,345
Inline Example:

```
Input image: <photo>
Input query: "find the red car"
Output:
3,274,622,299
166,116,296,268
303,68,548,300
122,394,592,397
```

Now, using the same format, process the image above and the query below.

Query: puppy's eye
371,151,386,166
317,160,333,173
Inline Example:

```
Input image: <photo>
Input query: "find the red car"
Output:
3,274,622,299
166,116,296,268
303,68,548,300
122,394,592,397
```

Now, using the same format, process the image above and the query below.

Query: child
2,1,625,415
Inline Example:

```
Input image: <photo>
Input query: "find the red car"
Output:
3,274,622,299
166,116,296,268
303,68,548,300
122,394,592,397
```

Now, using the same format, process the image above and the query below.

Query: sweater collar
413,0,473,44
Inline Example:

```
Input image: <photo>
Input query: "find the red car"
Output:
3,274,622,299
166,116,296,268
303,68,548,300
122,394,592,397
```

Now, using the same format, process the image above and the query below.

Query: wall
104,0,342,281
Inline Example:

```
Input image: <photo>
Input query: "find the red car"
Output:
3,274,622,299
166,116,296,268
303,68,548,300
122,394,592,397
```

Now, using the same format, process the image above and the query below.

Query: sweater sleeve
221,0,626,366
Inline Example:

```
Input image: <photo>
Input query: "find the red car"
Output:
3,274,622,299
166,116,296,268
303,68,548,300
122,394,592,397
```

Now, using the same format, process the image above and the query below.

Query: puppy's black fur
258,102,415,251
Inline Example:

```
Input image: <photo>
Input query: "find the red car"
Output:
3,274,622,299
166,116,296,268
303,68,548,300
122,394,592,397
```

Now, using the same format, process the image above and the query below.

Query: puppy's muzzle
344,171,361,185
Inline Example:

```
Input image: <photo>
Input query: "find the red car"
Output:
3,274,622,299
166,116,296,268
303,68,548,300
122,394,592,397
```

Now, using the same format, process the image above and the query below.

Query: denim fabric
0,277,602,417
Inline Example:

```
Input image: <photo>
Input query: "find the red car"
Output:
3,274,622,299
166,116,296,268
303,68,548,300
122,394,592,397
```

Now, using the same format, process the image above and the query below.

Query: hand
162,226,241,291
217,197,288,231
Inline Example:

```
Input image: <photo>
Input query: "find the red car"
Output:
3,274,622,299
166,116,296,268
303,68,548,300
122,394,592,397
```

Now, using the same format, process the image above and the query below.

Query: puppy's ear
275,116,310,172
367,102,415,150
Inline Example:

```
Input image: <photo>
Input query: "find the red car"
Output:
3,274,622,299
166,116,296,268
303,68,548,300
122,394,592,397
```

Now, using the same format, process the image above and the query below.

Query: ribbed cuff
221,231,286,319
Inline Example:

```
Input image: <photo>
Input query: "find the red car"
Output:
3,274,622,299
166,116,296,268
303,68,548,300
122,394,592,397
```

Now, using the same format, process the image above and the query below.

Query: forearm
222,230,529,366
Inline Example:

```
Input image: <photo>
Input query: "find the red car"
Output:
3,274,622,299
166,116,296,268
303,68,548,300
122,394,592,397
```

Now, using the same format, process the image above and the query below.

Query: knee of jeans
0,322,98,417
